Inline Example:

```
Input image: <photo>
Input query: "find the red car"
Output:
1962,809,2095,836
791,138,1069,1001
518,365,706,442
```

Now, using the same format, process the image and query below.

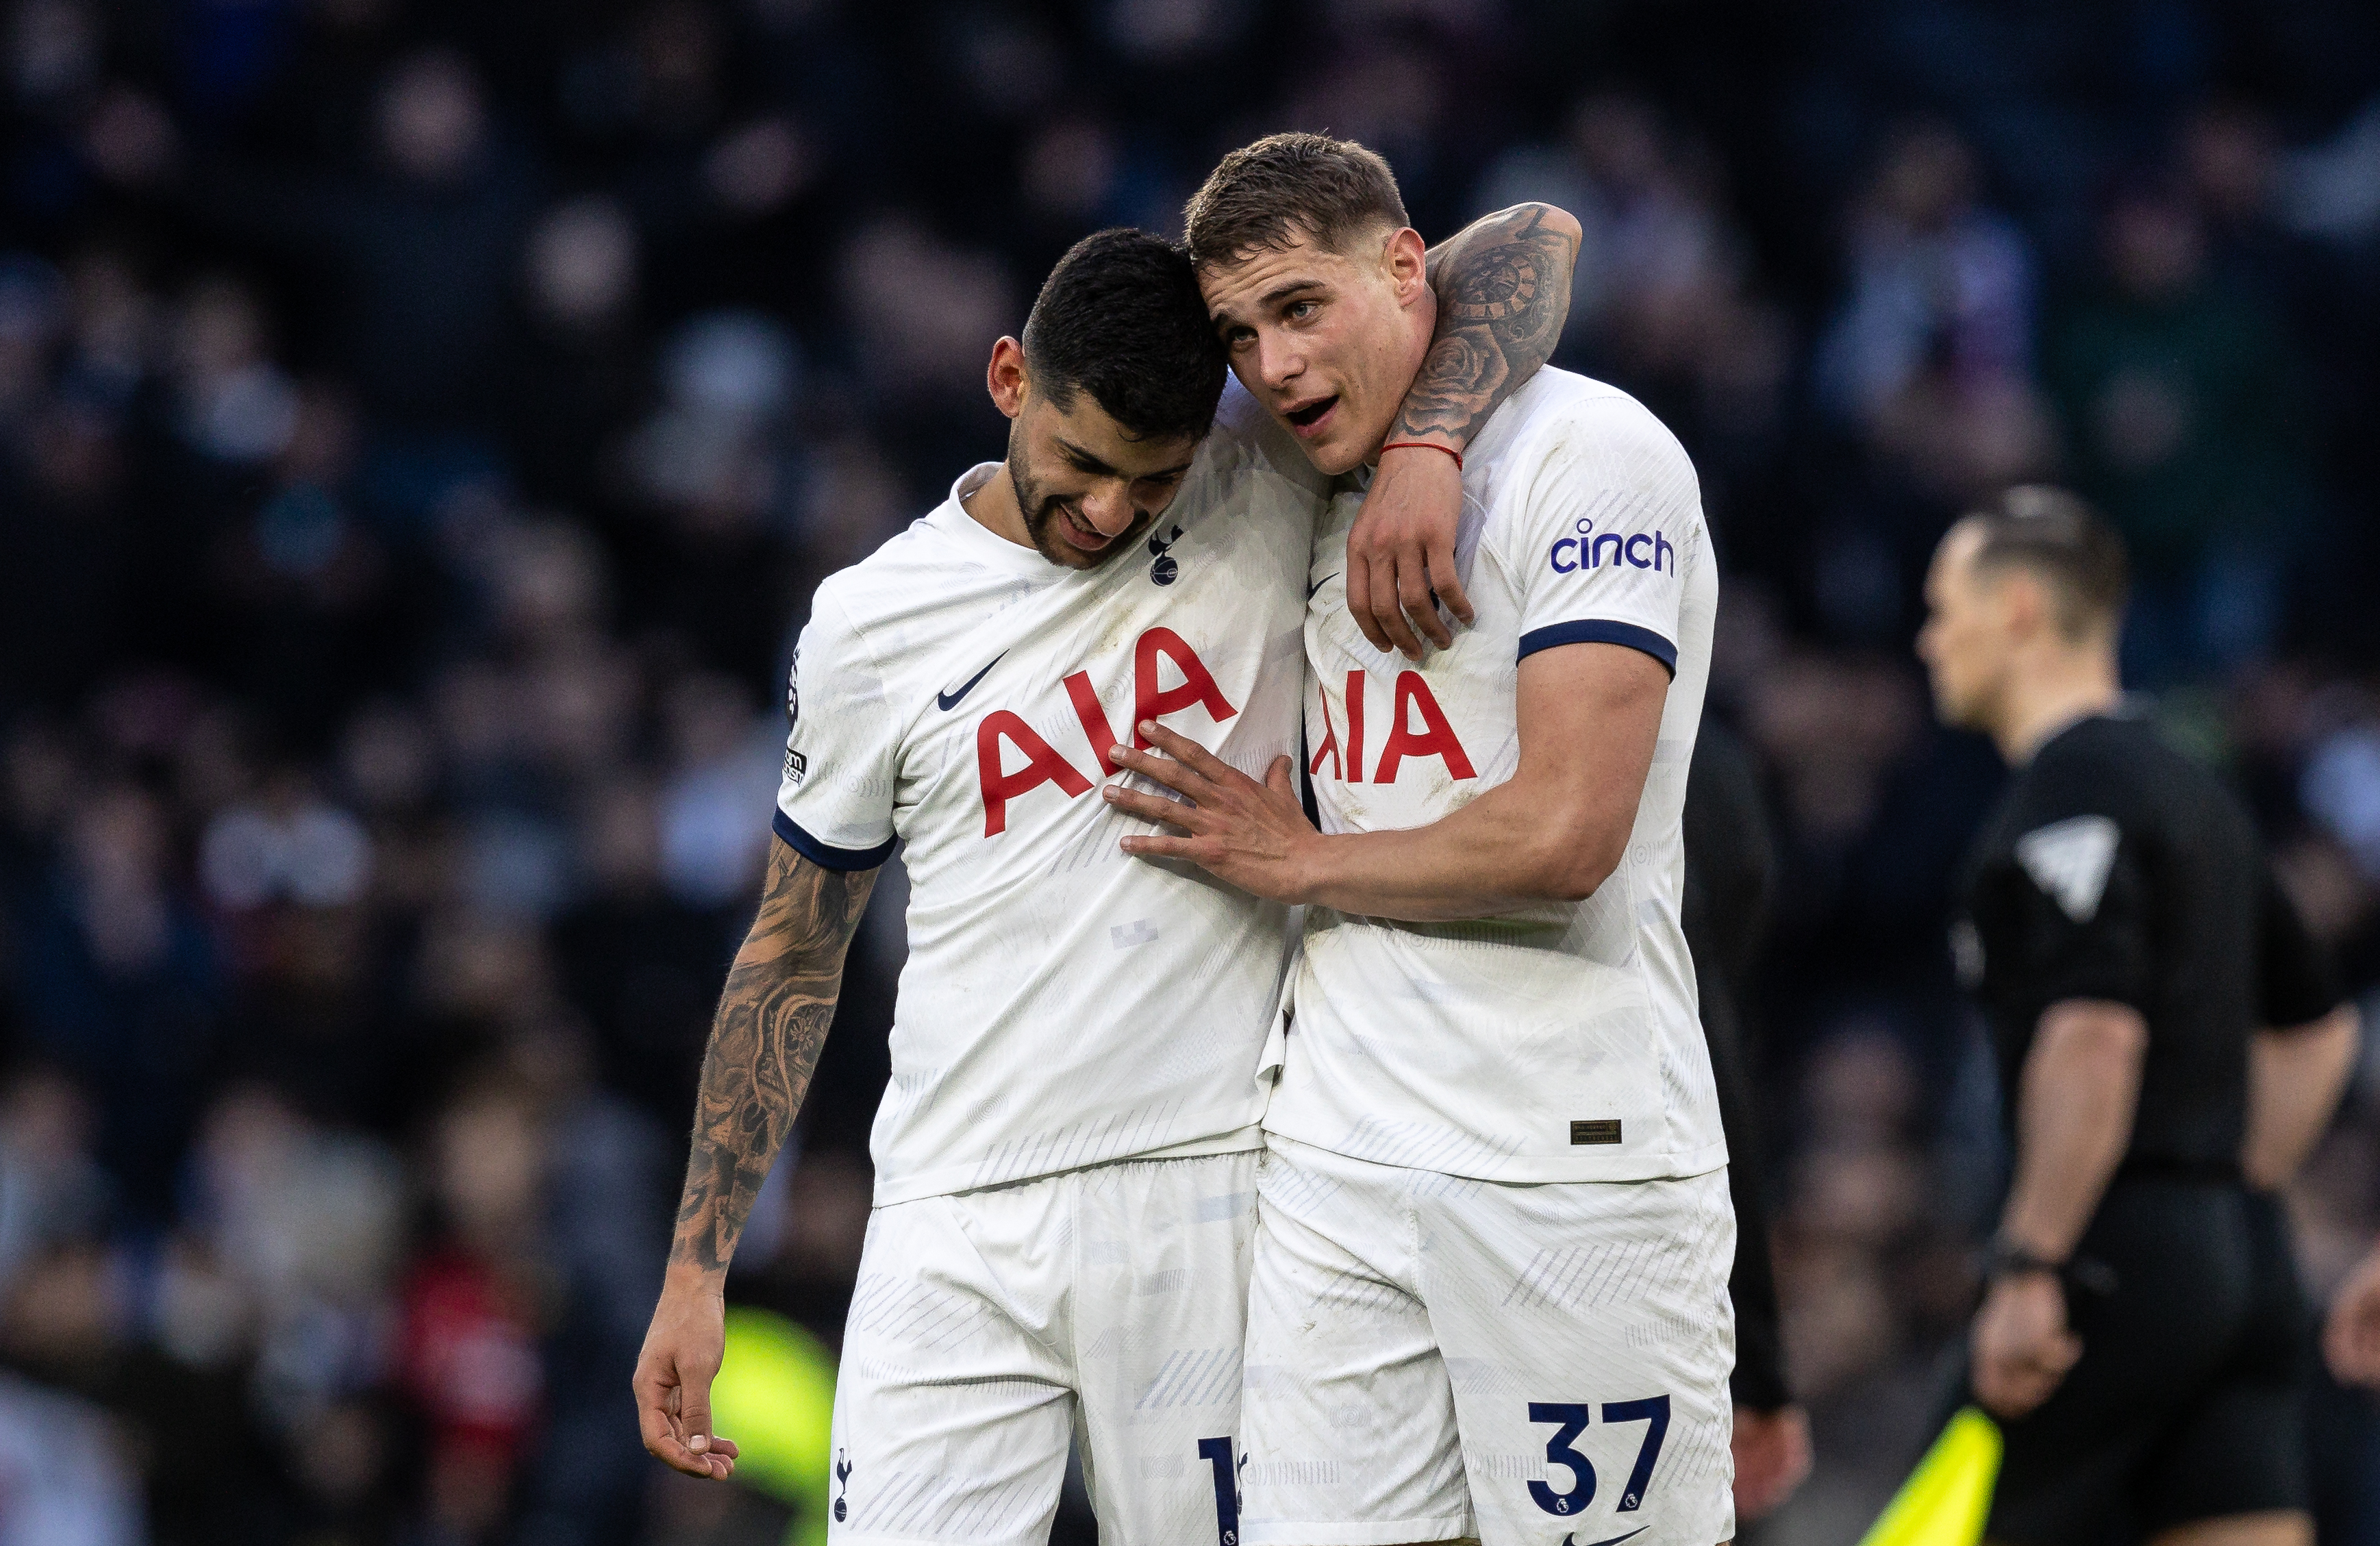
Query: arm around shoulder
1346,202,1585,659
1396,201,1581,452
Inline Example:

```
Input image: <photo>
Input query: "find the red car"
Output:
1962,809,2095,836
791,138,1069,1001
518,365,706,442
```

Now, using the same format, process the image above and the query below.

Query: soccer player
1104,132,1734,1546
631,214,1579,1546
1914,486,2356,1546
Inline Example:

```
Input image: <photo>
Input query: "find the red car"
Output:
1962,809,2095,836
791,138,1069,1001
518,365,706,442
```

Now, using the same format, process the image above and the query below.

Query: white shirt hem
870,1120,1267,1206
1257,1123,1729,1185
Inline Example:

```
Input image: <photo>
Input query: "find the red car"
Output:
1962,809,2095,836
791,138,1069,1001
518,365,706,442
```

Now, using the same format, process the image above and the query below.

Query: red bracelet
1379,440,1463,471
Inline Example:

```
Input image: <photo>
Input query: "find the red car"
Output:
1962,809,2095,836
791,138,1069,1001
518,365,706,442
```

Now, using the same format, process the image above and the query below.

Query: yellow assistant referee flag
1856,1406,2004,1546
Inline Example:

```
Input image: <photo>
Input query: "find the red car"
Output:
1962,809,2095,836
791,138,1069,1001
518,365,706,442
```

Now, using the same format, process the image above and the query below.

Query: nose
1080,481,1138,536
1255,327,1303,394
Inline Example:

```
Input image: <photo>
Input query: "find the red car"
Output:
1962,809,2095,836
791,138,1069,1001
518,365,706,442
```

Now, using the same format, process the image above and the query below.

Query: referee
1916,486,2359,1546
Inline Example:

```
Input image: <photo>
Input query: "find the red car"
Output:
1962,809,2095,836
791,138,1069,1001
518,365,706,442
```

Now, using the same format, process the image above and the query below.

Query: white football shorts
826,1150,1258,1546
1240,1137,1736,1546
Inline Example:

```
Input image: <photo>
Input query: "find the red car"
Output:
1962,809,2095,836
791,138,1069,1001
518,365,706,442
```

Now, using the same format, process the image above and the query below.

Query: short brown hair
1184,132,1410,270
1962,484,2129,638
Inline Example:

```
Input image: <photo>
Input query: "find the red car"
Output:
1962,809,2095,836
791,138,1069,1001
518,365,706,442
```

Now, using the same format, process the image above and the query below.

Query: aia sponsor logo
1308,670,1475,785
1549,519,1673,575
974,626,1235,836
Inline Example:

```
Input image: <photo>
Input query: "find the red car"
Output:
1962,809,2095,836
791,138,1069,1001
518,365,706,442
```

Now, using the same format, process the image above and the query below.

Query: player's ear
986,336,1029,420
1382,227,1429,301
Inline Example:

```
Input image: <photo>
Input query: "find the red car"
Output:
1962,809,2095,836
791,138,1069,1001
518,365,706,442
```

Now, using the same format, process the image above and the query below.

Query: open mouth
1051,503,1112,552
1284,395,1338,435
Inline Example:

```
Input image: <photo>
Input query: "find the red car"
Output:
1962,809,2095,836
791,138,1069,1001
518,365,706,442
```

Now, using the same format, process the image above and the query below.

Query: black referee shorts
1976,1180,2312,1545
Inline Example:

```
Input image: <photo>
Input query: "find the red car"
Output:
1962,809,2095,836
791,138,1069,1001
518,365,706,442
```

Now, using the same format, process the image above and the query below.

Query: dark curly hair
1020,228,1225,442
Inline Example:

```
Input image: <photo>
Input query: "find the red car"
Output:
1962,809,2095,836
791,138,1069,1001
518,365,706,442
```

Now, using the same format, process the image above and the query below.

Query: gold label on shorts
1570,1119,1622,1145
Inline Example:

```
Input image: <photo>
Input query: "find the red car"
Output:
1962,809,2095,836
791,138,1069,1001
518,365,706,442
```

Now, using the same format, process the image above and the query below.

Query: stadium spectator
1816,124,2035,429
4,1,2380,1539
2044,180,2312,682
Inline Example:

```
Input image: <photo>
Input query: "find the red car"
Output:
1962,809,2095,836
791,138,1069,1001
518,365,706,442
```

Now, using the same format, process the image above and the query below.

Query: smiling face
1197,224,1433,477
986,336,1198,569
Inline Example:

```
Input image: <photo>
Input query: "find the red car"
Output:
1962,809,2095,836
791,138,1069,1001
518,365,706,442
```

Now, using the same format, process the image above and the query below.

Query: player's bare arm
1970,999,2146,1420
1355,202,1581,657
634,839,879,1480
1103,639,1666,919
1410,202,1579,448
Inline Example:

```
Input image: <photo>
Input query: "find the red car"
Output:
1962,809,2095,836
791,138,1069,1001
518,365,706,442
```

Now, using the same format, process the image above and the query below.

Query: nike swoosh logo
936,651,1006,710
1563,1530,1646,1546
1308,572,1338,599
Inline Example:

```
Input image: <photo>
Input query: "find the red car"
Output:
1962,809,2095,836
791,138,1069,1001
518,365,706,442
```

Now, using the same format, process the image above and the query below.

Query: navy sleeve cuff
1517,619,1678,676
773,808,896,871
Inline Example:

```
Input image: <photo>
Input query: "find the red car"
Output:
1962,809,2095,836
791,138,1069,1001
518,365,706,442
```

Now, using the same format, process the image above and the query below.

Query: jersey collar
929,463,1071,582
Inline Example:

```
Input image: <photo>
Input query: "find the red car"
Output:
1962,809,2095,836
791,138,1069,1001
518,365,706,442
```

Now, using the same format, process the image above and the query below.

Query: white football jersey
776,383,1327,1205
1262,367,1728,1184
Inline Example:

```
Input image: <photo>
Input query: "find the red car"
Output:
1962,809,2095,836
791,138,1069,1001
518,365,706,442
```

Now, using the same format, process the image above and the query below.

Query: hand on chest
918,550,1294,844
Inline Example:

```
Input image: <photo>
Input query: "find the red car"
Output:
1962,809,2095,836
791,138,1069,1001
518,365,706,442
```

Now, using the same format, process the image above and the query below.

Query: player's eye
1286,299,1318,321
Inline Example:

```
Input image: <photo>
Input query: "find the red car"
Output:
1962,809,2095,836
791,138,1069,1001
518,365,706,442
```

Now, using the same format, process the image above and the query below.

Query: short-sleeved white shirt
776,384,1327,1204
1262,367,1728,1184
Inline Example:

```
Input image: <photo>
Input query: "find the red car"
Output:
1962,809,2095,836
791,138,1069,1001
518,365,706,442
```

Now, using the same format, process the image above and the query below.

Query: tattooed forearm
668,839,879,1277
1393,203,1580,448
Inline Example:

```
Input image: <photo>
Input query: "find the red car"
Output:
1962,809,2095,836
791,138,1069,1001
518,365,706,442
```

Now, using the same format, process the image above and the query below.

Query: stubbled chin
1301,437,1368,477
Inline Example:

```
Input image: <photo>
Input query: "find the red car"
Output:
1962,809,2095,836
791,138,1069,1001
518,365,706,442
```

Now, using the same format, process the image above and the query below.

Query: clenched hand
1970,1273,2081,1420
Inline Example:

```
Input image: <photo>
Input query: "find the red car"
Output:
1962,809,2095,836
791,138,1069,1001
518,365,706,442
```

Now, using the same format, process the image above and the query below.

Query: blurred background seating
5,1,2380,1541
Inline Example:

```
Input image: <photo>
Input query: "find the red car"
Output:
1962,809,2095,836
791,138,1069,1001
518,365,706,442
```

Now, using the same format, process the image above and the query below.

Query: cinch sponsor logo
974,626,1235,836
1549,519,1673,575
1308,669,1475,785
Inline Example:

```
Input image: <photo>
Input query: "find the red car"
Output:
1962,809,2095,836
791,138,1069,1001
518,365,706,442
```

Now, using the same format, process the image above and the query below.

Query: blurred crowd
4,0,2380,1542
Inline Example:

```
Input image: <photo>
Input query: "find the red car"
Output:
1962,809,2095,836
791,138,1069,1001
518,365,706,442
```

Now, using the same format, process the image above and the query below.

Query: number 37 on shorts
1206,1394,1674,1546
1528,1395,1672,1518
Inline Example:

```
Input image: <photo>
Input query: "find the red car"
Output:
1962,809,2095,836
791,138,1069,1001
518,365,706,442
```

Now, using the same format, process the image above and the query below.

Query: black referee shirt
1954,714,2340,1179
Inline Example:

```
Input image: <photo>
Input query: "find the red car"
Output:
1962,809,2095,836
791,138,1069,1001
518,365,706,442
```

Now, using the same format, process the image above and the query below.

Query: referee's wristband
1983,1235,2120,1297
1982,1235,2064,1282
